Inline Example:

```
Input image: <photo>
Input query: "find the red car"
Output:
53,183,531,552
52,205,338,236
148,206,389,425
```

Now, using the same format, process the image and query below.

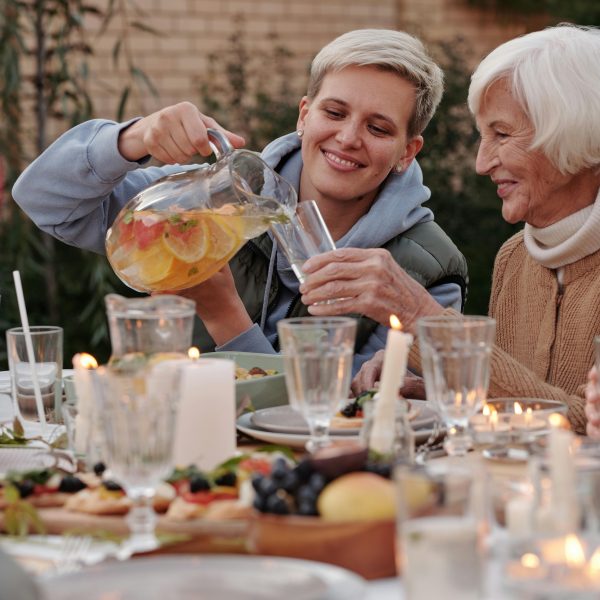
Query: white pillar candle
369,316,413,456
71,353,98,456
548,427,579,533
506,495,534,537
173,358,236,471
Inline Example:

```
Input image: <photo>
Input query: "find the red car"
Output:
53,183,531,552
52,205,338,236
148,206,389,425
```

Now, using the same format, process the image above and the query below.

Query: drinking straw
12,270,47,433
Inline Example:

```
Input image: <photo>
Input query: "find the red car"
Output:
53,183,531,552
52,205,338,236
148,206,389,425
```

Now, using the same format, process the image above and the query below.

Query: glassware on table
91,361,181,552
6,326,63,427
105,129,297,293
395,462,486,600
105,293,196,362
270,200,336,284
418,315,496,457
277,317,356,453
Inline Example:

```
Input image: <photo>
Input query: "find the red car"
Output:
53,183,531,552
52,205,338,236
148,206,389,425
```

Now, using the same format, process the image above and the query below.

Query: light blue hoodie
13,122,462,374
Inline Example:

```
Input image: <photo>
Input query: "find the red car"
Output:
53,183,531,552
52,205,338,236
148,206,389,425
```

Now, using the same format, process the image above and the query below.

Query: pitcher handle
207,128,235,159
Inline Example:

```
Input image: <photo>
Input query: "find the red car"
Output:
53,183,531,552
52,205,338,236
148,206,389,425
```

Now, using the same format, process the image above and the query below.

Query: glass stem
307,422,330,453
125,489,159,552
444,424,472,457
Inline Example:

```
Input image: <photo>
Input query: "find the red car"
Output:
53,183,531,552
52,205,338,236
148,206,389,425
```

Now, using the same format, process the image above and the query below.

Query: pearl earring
297,129,304,138
394,164,404,173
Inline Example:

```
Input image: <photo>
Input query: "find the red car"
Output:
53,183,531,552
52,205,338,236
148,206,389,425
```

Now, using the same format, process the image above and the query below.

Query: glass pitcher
105,293,196,361
106,129,297,293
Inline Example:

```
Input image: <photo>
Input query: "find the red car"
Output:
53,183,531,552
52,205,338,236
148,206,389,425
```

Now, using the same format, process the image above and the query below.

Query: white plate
237,410,439,450
42,554,367,600
251,401,437,436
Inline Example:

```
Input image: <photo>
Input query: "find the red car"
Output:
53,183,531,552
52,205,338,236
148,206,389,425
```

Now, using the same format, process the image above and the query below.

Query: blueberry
93,462,106,476
103,480,123,492
293,459,314,483
296,485,317,504
58,475,86,493
17,480,34,498
308,472,327,494
280,472,299,494
189,475,211,493
297,500,318,516
252,494,268,513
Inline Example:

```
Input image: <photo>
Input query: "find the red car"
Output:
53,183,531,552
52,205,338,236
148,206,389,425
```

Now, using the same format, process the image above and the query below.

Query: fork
54,535,92,575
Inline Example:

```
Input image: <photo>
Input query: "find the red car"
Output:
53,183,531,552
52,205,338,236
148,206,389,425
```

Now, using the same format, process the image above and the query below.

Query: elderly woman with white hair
301,23,600,434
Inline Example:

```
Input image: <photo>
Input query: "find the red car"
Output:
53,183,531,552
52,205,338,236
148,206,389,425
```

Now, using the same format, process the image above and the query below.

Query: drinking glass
418,315,496,456
6,326,63,430
270,200,336,284
395,463,485,599
277,317,356,452
91,361,181,552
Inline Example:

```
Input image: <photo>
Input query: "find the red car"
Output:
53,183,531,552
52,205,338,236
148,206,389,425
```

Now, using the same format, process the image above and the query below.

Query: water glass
396,462,485,599
6,326,63,426
418,316,496,456
277,317,356,452
92,361,181,552
271,200,336,284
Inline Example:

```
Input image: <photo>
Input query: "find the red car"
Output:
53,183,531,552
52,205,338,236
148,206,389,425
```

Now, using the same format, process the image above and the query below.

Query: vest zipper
272,292,302,351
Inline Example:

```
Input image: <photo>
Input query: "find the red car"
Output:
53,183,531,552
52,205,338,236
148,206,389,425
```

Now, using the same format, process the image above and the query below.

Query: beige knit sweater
410,230,599,434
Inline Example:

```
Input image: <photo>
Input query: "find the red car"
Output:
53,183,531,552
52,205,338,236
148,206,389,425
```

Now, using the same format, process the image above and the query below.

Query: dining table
0,381,534,599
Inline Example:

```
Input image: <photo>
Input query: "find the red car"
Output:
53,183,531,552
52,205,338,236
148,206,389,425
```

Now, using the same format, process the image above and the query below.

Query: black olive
93,462,106,476
103,480,124,492
17,480,34,498
214,472,237,487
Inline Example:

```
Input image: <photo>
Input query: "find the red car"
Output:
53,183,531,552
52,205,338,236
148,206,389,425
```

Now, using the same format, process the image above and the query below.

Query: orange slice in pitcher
162,217,209,263
205,215,241,259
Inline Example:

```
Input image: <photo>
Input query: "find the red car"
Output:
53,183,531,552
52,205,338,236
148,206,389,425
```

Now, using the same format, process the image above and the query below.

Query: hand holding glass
271,200,336,284
277,317,356,453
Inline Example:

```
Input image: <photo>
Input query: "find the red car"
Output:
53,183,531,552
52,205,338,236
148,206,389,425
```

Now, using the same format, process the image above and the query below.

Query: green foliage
198,18,299,152
0,0,154,367
420,38,520,314
465,0,600,25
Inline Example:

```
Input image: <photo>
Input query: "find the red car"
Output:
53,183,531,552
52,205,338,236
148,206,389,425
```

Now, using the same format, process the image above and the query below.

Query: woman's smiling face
296,65,423,208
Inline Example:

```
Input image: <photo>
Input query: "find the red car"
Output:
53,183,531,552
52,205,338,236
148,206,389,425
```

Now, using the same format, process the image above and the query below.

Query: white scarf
524,188,600,269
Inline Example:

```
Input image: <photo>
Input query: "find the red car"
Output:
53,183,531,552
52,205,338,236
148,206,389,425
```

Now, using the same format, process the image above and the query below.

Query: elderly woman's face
475,79,579,227
296,65,423,208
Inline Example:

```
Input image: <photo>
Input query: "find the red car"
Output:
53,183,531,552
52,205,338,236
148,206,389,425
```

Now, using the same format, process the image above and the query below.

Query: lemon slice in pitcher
205,215,241,259
162,217,209,263
127,243,174,285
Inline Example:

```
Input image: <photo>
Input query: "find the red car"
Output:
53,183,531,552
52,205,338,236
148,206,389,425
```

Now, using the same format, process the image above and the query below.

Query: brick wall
21,0,552,148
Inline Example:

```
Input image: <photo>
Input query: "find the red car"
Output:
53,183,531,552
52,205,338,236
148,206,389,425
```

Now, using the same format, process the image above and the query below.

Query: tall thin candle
369,315,413,455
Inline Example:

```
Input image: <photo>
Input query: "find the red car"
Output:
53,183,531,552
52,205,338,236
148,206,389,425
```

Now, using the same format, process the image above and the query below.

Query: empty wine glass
277,317,356,453
418,315,496,456
91,361,181,553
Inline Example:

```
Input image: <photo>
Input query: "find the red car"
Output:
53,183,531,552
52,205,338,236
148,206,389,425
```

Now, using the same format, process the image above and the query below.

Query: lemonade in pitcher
105,129,296,293
106,204,287,292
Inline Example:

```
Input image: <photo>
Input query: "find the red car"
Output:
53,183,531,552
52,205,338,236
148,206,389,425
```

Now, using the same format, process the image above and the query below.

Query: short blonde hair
307,29,444,138
468,24,600,175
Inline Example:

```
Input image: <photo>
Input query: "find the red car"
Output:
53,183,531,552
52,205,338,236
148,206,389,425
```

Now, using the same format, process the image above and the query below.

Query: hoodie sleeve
12,119,192,254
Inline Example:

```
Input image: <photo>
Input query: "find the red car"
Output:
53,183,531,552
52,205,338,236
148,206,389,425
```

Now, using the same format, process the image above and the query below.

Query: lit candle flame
548,412,570,430
188,347,200,360
490,410,499,431
565,535,586,568
521,553,541,569
525,407,533,425
514,402,523,415
74,353,98,369
389,315,402,330
588,548,600,576
482,404,491,417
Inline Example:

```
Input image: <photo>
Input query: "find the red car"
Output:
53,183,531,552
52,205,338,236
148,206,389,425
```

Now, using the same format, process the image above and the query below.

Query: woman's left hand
299,247,442,332
167,266,253,345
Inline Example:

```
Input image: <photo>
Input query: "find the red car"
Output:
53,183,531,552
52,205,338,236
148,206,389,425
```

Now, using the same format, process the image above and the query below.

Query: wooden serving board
0,507,250,555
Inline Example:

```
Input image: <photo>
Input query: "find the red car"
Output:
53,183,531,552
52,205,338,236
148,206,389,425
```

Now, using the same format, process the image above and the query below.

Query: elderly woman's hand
118,101,245,164
585,366,600,438
299,248,443,332
166,265,253,346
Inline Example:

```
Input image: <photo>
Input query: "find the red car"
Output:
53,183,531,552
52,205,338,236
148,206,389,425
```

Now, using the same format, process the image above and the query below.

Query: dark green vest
192,220,468,352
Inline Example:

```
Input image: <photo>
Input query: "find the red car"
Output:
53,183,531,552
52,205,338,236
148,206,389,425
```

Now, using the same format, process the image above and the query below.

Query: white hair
307,29,444,137
468,24,600,175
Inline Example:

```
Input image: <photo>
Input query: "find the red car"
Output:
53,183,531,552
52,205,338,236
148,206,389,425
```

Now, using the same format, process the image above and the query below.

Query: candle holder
503,533,600,599
470,397,568,457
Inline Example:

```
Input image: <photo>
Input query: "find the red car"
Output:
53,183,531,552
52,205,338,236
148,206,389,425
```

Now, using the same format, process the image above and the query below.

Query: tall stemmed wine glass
278,317,356,453
418,315,496,457
92,361,180,553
